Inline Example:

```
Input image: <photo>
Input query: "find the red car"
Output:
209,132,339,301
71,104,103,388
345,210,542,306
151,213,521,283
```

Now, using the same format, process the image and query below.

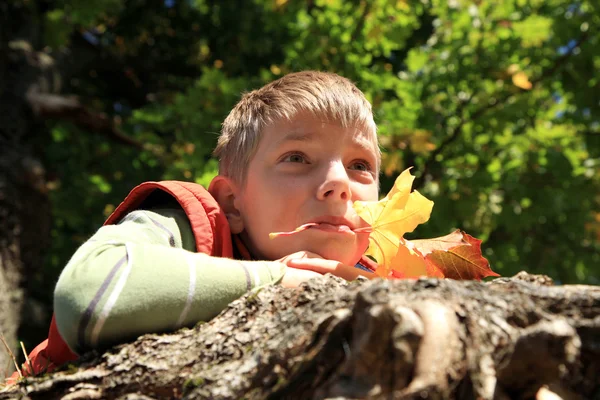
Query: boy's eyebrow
352,134,379,154
275,130,317,145
275,129,377,153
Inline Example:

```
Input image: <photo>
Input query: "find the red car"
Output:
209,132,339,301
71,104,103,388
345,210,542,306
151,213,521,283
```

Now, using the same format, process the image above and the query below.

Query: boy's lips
309,222,353,233
269,218,372,239
308,216,357,230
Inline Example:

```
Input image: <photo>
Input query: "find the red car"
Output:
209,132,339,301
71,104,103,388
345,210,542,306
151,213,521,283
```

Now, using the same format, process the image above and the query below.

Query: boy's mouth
269,222,372,239
310,222,353,233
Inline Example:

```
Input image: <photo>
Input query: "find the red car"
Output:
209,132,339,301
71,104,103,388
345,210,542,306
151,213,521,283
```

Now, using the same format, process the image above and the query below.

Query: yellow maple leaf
353,168,434,277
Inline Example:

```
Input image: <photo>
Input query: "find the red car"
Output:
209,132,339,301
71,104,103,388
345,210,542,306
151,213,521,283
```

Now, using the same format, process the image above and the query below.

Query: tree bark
3,272,599,399
0,1,139,372
0,1,53,374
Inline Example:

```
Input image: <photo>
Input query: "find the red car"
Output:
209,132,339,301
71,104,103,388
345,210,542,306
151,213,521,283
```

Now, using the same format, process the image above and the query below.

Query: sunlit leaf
353,168,434,277
512,71,533,90
354,169,497,281
409,231,499,280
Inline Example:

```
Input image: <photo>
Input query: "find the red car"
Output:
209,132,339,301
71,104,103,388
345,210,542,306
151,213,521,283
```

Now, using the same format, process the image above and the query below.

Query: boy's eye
282,152,308,164
349,160,372,172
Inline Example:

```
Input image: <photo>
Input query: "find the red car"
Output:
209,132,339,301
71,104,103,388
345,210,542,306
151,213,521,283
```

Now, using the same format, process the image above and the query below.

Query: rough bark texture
3,272,599,399
0,1,116,371
0,1,53,372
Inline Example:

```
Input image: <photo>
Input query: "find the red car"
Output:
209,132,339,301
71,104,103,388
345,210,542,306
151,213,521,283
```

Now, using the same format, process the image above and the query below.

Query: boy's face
234,112,379,266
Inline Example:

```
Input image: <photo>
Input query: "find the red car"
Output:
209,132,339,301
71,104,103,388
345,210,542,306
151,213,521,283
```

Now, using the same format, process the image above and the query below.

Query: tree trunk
0,1,53,374
0,1,163,374
3,272,599,399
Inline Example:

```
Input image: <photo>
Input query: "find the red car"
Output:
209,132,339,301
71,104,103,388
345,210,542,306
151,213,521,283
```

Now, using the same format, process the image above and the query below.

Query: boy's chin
257,234,367,266
314,239,369,267
304,245,363,267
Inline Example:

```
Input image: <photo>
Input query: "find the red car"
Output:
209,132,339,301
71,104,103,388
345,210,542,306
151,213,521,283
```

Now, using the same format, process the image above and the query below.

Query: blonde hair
213,71,379,183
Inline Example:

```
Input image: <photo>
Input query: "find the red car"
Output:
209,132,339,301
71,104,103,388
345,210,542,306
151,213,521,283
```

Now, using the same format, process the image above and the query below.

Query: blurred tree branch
26,86,146,150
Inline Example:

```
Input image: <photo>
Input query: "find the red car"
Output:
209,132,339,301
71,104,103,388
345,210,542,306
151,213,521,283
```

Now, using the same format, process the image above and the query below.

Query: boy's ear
209,176,244,234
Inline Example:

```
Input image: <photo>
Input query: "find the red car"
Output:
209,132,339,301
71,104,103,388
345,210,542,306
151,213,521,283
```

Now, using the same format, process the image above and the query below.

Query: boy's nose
317,162,351,201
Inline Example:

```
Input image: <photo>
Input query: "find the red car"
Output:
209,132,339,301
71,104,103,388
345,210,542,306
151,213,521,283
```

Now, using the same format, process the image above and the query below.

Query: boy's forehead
269,117,378,153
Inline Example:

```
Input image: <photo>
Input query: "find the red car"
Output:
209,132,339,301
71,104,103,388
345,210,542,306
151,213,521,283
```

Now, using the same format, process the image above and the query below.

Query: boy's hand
277,251,376,288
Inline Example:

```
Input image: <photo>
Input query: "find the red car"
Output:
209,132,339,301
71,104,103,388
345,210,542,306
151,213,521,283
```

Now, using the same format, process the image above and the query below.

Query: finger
332,263,376,281
287,257,342,274
289,258,376,281
283,251,323,261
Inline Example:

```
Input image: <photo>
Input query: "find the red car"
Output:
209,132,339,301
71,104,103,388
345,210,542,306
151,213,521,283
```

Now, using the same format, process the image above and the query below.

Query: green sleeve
53,209,285,354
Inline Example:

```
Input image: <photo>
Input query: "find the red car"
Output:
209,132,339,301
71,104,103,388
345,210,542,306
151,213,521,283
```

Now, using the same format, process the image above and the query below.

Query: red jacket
12,180,377,381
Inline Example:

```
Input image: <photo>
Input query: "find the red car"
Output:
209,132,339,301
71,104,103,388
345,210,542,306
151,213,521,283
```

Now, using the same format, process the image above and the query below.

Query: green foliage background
26,0,600,322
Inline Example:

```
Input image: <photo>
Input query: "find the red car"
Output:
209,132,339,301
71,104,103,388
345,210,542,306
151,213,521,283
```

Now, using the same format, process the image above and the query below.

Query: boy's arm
53,209,285,354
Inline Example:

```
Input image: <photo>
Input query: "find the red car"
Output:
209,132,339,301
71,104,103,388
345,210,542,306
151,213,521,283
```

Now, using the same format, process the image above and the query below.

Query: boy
18,71,380,378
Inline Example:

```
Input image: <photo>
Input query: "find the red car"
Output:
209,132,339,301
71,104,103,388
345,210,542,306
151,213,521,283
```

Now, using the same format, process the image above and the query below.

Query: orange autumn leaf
354,168,498,281
353,168,434,277
408,230,499,280
389,238,428,278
